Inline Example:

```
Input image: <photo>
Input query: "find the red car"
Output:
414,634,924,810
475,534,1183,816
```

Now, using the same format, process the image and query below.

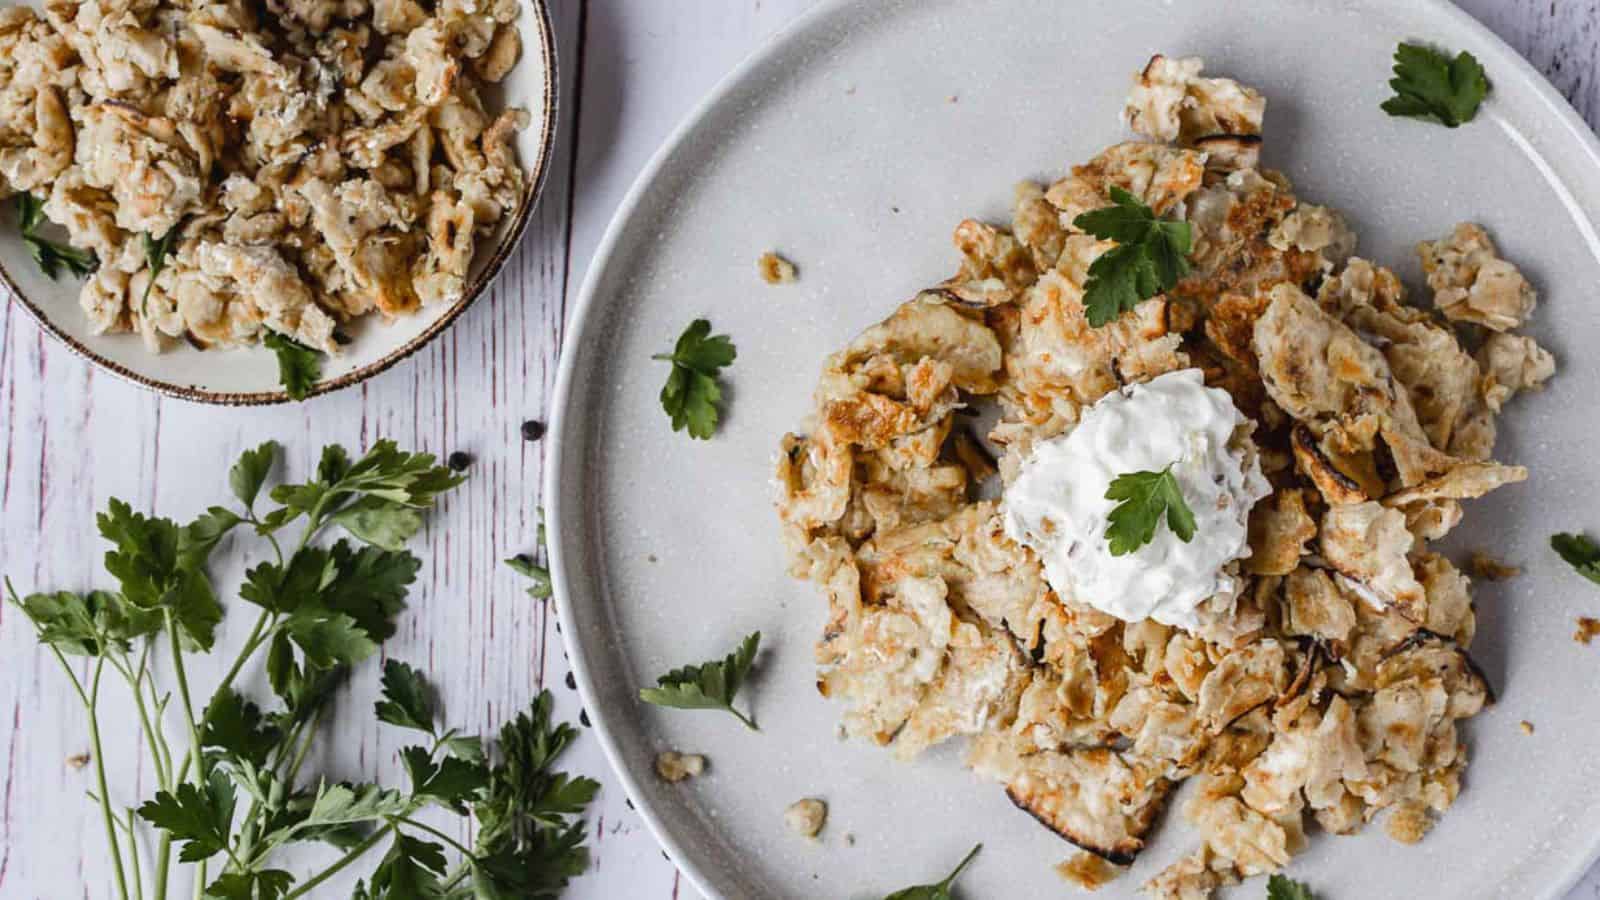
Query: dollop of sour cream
1002,368,1270,629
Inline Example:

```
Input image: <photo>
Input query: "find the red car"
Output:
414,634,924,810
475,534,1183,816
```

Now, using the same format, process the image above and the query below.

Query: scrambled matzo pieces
774,54,1552,898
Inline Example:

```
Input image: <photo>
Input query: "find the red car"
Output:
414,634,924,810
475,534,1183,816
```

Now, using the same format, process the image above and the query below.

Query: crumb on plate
758,252,798,285
1577,617,1600,645
784,798,827,838
653,751,706,783
1469,552,1520,581
1056,851,1125,890
1520,720,1535,735
1384,802,1433,845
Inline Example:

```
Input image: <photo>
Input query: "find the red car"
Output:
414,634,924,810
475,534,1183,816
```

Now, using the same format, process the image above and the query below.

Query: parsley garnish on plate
1104,464,1196,556
1381,42,1489,127
654,318,737,439
639,631,761,730
1266,874,1317,900
262,332,322,401
1552,532,1600,585
883,843,981,900
138,223,183,316
1072,186,1192,327
16,193,97,280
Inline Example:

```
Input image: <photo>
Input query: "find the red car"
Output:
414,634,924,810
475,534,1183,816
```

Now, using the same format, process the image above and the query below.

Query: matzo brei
774,53,1552,897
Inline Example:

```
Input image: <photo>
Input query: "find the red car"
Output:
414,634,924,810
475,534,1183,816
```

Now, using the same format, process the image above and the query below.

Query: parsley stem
280,822,394,900
283,702,329,787
69,651,134,900
730,707,758,731
126,807,146,900
390,814,474,858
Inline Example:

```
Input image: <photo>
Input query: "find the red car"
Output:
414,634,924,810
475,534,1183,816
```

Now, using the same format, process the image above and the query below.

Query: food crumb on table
654,751,707,783
65,753,90,770
758,252,798,285
1520,720,1535,735
784,798,827,838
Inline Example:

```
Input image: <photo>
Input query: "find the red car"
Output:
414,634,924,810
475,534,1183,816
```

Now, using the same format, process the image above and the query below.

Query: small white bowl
0,0,558,405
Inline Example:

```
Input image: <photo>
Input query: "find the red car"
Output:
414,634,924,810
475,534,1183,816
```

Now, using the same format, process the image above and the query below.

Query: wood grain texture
0,1,1597,898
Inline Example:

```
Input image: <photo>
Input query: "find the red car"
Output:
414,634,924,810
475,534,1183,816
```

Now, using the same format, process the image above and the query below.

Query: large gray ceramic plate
547,1,1600,897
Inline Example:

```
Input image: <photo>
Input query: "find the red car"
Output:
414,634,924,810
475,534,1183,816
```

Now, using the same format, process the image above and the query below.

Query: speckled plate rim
545,1,1600,898
0,0,558,406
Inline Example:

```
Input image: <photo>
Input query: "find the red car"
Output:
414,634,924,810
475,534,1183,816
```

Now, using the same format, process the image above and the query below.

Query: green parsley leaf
469,691,599,898
97,498,223,650
281,608,377,668
638,631,761,730
328,498,424,551
1073,186,1192,327
10,587,160,656
262,332,322,401
1381,42,1489,127
369,833,448,898
205,870,294,900
401,745,488,811
180,506,243,569
301,781,411,831
16,193,97,280
136,770,237,863
505,555,552,600
653,318,737,439
375,659,436,734
1552,532,1600,585
138,222,182,316
883,843,982,900
1266,874,1317,900
230,441,279,511
201,690,283,769
1104,465,1196,557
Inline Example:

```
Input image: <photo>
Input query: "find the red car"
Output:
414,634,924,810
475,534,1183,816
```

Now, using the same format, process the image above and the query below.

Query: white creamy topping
1002,368,1269,629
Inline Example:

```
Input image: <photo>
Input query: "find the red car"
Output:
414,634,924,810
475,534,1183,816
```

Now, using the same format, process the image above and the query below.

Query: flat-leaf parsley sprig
1072,186,1193,327
1266,874,1317,900
7,439,599,900
263,333,323,401
883,843,981,900
640,631,762,730
1104,464,1196,557
1380,42,1488,127
654,318,737,439
1552,532,1600,585
16,192,98,279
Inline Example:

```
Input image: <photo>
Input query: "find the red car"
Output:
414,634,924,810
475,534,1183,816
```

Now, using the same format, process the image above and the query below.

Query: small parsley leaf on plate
1381,42,1488,127
654,318,737,439
263,332,322,401
884,843,981,900
1104,464,1196,557
138,222,182,315
16,193,97,280
639,631,761,729
1266,874,1317,900
1073,186,1191,327
1552,532,1600,585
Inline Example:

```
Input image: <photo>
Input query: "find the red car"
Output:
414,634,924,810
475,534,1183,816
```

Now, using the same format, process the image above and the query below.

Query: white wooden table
2,1,1598,897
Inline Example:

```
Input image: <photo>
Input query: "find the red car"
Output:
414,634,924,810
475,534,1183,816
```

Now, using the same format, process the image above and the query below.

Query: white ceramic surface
0,0,558,404
548,1,1600,898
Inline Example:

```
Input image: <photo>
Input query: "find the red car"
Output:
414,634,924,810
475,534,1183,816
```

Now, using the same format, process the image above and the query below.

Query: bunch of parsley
7,440,597,900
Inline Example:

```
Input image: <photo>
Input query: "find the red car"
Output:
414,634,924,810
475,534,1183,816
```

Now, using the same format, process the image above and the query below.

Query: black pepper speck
447,451,472,471
579,709,591,727
521,419,546,441
564,671,577,690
